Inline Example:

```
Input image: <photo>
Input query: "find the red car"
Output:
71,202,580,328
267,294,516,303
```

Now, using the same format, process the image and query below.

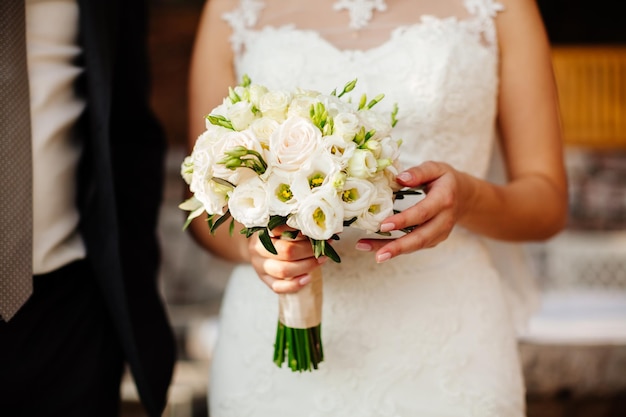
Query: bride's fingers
389,216,452,256
254,257,326,294
357,215,453,261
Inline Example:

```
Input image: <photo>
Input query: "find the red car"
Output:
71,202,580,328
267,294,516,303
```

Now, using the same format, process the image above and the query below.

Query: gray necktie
0,0,33,321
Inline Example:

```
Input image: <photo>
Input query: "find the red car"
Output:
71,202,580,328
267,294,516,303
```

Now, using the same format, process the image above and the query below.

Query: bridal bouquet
180,75,404,371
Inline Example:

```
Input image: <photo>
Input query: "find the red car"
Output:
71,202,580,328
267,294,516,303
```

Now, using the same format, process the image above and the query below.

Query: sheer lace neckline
333,0,388,30
225,0,504,52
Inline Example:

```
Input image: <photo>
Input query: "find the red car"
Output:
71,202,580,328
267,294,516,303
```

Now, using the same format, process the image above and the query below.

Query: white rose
347,148,378,179
249,117,280,146
287,185,344,241
228,176,270,228
226,100,257,131
259,90,292,122
269,116,323,174
247,83,269,107
340,177,377,219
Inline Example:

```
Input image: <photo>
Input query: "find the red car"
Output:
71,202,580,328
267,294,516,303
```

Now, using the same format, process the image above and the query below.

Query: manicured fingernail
396,172,411,182
376,252,392,263
317,257,328,264
355,242,372,251
379,222,394,233
299,274,311,285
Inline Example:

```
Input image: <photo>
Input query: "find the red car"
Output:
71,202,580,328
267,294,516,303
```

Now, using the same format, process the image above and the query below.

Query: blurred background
121,0,626,416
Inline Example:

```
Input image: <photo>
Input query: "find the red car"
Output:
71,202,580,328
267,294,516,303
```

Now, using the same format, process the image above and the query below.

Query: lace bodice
224,0,504,179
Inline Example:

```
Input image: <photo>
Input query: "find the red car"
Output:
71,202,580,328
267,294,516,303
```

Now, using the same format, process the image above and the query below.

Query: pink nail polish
379,223,394,233
299,274,311,285
376,252,392,263
355,242,372,251
396,172,411,182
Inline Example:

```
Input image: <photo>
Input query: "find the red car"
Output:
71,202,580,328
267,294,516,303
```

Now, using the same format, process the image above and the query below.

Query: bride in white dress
186,1,568,416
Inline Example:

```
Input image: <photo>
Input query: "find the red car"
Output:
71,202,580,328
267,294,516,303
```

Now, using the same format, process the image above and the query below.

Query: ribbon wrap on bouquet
279,268,323,328
273,268,324,371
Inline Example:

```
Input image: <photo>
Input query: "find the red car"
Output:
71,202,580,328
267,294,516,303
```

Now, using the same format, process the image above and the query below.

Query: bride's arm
186,0,249,263
359,0,568,262
186,0,322,292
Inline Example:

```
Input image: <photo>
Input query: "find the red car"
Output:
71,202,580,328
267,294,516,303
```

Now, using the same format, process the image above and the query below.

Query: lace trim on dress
332,0,388,30
463,0,505,47
222,0,265,54
224,0,504,55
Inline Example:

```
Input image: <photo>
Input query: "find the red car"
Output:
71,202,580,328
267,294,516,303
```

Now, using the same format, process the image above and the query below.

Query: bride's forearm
187,212,252,264
457,171,568,241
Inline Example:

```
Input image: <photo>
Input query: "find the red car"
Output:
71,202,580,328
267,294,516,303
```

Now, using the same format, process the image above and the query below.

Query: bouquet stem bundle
273,268,324,371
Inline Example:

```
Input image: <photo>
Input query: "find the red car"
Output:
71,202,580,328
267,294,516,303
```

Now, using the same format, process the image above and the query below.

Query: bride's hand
357,161,471,262
249,225,328,294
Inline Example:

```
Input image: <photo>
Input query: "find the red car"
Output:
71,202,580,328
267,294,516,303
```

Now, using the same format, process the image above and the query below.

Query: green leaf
281,230,299,240
211,177,235,188
181,206,205,231
267,215,288,230
210,210,232,234
312,239,323,259
321,240,341,263
258,229,278,255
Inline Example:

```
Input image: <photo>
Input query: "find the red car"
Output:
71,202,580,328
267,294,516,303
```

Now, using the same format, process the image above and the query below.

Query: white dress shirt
26,0,86,274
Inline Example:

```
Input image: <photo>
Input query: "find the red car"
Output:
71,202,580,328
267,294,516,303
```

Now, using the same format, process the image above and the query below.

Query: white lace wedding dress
209,1,531,416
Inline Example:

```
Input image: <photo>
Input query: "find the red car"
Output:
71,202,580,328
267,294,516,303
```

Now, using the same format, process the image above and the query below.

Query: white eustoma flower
322,133,357,167
378,136,402,175
287,95,319,119
358,108,392,140
180,155,193,185
318,93,353,117
189,144,230,216
267,173,299,217
340,177,378,219
259,89,292,122
287,185,344,241
269,116,323,174
347,148,378,179
207,100,230,126
289,150,342,200
332,112,361,142
352,174,394,233
228,176,270,228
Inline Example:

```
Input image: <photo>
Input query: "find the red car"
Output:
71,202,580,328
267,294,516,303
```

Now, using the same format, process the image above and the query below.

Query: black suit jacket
75,1,176,416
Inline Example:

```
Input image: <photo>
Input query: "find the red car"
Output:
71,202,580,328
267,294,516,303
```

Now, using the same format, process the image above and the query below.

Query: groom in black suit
0,1,176,416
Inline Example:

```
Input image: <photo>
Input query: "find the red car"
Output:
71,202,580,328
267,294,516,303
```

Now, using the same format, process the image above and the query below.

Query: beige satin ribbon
278,267,323,329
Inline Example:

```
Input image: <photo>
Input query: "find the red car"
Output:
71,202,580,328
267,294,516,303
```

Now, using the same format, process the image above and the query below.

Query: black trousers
0,259,125,417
